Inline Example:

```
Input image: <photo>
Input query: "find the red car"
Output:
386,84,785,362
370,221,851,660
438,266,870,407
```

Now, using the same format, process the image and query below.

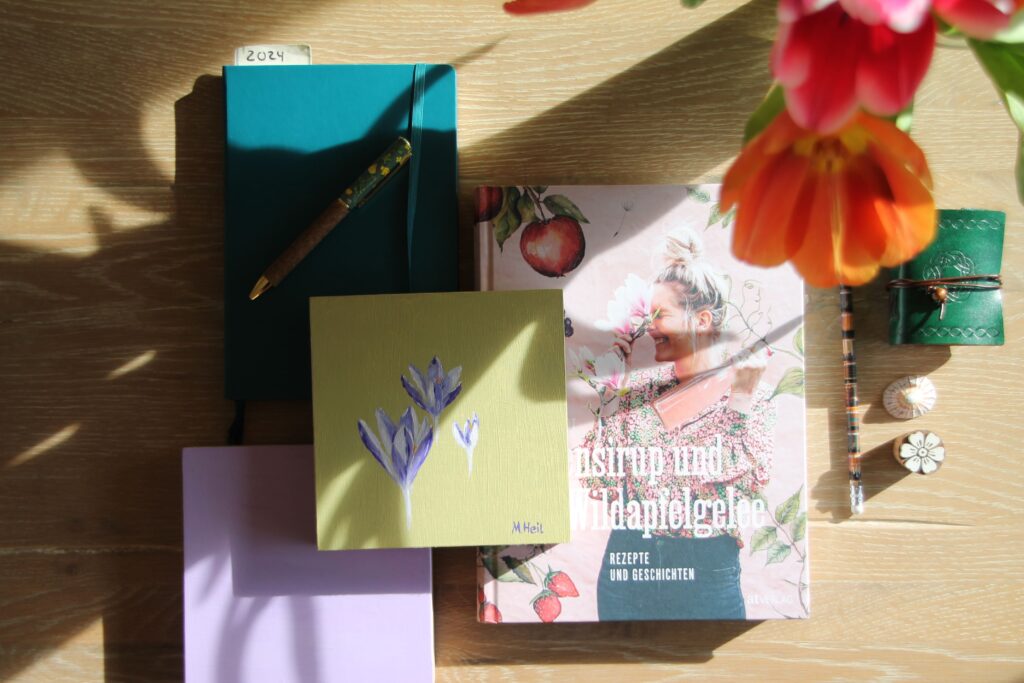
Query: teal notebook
224,64,458,400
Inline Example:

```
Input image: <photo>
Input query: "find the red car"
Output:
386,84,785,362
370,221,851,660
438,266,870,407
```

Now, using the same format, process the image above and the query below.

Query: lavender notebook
183,446,434,683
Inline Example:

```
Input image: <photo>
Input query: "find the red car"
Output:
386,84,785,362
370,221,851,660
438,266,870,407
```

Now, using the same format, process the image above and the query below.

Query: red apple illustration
476,186,504,223
519,216,586,277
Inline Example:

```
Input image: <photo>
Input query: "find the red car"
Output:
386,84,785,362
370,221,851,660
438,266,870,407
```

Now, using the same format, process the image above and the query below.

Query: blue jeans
597,529,746,620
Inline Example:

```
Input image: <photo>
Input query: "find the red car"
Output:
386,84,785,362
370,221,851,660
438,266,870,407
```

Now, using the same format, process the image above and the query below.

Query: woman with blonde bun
582,227,776,620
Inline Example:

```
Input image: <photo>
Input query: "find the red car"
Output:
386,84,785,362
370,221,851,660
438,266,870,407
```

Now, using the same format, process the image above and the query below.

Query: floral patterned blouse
579,365,776,543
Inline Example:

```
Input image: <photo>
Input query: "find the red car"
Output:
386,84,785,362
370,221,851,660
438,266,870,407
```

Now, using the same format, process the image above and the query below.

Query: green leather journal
888,209,1005,346
224,64,458,400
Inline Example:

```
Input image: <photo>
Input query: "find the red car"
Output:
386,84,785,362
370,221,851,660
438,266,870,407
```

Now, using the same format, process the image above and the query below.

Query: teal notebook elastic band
406,63,427,289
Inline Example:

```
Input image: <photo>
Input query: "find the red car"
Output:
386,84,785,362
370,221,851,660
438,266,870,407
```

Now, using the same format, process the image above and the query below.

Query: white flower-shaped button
893,431,945,474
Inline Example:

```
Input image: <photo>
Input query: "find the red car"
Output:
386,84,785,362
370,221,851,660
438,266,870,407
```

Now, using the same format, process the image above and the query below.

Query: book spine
888,264,909,345
474,186,496,292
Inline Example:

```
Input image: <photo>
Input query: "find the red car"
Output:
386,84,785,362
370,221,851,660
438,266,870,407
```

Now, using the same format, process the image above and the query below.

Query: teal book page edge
223,64,458,400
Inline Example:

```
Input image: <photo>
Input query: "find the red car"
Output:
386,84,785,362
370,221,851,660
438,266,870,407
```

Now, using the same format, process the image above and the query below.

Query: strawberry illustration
544,570,579,598
479,601,503,624
477,587,485,606
531,590,562,623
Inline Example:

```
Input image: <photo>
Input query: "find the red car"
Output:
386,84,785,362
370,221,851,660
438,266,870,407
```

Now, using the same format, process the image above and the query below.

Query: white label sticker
234,44,312,66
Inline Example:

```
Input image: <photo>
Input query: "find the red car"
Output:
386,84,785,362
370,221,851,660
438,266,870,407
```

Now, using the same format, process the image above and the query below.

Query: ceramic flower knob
893,431,945,474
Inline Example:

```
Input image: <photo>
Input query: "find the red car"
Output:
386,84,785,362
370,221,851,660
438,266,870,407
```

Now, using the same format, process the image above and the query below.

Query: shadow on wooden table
0,1,779,680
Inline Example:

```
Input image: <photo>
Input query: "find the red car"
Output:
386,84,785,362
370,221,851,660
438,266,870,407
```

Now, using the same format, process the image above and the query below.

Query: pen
840,285,864,515
248,137,413,300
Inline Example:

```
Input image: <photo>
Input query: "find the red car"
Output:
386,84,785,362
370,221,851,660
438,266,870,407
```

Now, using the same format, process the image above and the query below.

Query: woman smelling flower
580,228,776,620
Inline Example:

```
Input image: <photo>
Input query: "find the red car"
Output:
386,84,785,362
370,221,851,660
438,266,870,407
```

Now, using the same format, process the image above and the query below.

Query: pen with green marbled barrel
248,136,412,301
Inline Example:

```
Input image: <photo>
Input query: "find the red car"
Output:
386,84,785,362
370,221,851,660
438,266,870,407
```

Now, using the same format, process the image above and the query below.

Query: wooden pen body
265,199,350,285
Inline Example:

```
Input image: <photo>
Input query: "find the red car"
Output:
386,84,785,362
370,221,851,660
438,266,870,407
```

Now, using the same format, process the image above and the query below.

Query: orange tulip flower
721,110,936,287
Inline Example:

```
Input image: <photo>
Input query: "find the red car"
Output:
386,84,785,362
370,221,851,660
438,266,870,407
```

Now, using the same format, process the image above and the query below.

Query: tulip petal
856,20,935,116
732,151,814,266
859,113,931,184
772,23,812,88
722,114,802,211
839,0,932,32
503,0,596,14
777,4,864,133
789,173,844,287
868,143,936,265
934,0,1015,38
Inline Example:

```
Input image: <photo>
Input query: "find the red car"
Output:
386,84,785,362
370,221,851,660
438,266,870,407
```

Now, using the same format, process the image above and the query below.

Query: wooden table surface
2,0,1022,681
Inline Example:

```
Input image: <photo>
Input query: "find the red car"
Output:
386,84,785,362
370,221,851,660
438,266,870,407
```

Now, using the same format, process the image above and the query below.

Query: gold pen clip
340,137,413,208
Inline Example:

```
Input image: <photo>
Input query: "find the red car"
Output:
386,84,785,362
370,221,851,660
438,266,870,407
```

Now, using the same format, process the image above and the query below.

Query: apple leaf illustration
750,525,777,552
493,186,524,251
516,192,537,225
542,194,589,224
500,555,536,584
770,367,805,400
775,487,802,526
766,541,792,565
792,512,807,542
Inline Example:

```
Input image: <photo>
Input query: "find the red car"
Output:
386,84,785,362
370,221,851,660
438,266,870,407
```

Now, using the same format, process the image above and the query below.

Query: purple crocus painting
357,356,470,529
357,407,435,529
401,356,462,431
452,412,480,476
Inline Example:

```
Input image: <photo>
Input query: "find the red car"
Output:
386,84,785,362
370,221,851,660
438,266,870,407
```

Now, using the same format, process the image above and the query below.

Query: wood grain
1,0,1021,680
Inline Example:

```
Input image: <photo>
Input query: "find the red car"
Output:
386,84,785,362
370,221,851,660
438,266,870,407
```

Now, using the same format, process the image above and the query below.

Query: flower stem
403,487,413,529
525,186,548,220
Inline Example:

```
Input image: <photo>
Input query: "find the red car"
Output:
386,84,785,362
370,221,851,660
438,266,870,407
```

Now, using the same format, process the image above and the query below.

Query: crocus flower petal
402,373,431,412
469,416,480,449
405,425,433,485
400,407,416,434
359,418,395,481
391,427,411,484
503,0,596,14
443,384,463,410
933,0,1015,38
855,20,934,117
414,411,432,446
453,420,467,447
375,407,398,446
443,366,463,397
428,356,443,383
